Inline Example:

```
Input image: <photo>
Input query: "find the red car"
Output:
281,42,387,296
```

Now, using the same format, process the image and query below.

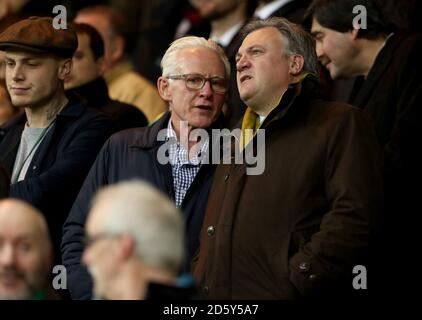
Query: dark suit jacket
348,33,422,295
349,33,421,206
0,94,112,256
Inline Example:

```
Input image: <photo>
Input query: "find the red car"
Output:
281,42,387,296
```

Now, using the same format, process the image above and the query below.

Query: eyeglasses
167,73,228,94
83,233,120,248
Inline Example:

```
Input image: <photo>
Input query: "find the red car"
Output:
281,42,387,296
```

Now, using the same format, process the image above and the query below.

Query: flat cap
0,16,77,58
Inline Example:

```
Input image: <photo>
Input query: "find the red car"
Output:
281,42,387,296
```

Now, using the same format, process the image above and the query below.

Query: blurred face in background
64,32,103,90
0,200,52,300
74,12,124,71
83,205,122,300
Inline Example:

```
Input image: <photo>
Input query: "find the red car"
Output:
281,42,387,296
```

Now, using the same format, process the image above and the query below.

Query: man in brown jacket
192,17,383,299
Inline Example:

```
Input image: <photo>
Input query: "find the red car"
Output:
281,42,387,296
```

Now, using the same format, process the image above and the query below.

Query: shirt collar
210,21,245,47
166,119,209,166
254,0,295,19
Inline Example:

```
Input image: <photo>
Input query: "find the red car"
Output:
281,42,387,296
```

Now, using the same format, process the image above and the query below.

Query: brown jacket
192,78,383,299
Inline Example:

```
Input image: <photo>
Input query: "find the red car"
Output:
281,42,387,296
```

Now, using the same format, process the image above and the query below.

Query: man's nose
236,54,250,72
0,244,16,267
315,42,324,59
11,64,25,82
199,80,213,97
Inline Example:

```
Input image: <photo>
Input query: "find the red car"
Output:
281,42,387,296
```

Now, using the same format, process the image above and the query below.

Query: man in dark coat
0,17,112,258
309,0,422,295
64,23,148,133
62,36,230,299
192,18,383,299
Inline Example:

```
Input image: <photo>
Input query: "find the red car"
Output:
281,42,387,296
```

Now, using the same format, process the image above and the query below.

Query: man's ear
96,56,106,76
350,28,359,40
157,76,172,102
289,54,304,76
119,234,135,261
109,36,125,64
58,58,72,80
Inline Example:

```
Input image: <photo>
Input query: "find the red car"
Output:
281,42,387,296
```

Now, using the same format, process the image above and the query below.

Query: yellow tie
240,108,261,151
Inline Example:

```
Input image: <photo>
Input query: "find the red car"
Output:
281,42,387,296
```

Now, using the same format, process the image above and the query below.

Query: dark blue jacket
0,94,112,255
62,112,222,299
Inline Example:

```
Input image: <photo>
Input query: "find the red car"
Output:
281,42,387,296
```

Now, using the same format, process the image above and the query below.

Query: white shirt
254,0,295,19
210,21,244,47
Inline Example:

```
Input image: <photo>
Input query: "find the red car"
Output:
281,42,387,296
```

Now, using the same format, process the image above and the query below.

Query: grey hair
241,17,319,75
161,36,231,79
91,180,185,273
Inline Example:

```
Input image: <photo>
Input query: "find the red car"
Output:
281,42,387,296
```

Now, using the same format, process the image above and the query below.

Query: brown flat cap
0,16,77,58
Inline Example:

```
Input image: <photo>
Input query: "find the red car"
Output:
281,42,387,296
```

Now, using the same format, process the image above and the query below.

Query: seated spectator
0,199,58,300
83,180,196,300
65,23,148,133
0,17,112,258
74,5,168,122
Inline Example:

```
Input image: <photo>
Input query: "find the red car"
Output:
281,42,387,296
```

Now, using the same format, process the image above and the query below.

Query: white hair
91,180,185,273
161,36,231,79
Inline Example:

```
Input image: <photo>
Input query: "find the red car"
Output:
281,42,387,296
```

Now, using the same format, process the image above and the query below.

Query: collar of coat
237,73,321,132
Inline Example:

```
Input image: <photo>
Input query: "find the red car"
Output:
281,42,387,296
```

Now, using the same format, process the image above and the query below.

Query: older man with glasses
82,180,193,300
62,36,230,300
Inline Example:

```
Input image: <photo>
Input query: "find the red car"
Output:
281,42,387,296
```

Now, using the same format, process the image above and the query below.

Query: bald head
0,199,51,246
0,199,53,300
